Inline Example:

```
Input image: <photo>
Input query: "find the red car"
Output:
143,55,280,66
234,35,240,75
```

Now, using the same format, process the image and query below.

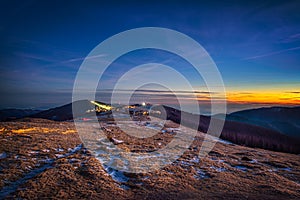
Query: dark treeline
162,106,300,154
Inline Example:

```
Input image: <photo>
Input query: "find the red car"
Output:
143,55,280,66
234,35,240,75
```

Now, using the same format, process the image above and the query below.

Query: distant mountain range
226,106,300,139
0,109,41,121
0,100,96,121
0,101,299,154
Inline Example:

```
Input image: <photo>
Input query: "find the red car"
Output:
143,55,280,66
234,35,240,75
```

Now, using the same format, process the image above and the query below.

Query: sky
0,0,300,113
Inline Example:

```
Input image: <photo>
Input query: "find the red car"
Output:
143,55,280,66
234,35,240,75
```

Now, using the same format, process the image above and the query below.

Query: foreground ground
0,118,299,199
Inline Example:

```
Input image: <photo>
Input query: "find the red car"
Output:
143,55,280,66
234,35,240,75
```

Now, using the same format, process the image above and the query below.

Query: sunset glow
226,91,300,105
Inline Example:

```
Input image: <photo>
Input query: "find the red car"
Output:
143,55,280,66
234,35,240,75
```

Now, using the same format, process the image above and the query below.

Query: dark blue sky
0,0,300,110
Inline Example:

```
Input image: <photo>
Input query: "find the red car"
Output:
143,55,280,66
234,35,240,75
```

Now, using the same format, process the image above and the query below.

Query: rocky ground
0,118,300,199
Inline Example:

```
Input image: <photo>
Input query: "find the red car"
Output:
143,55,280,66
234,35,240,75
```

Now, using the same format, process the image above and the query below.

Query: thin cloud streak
60,54,108,64
242,46,300,61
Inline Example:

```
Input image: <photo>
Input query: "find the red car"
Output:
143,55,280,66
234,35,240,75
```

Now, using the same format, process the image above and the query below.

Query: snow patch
0,152,7,159
194,168,210,180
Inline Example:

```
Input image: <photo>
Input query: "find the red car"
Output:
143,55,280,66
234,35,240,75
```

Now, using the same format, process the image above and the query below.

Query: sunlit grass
11,128,38,134
10,127,77,134
61,129,77,134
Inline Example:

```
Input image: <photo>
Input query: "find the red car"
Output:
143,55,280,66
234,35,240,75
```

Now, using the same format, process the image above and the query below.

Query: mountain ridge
1,102,299,153
227,106,300,139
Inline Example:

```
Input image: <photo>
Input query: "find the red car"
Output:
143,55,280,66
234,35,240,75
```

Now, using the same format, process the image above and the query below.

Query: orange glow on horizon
191,90,300,105
226,91,300,105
